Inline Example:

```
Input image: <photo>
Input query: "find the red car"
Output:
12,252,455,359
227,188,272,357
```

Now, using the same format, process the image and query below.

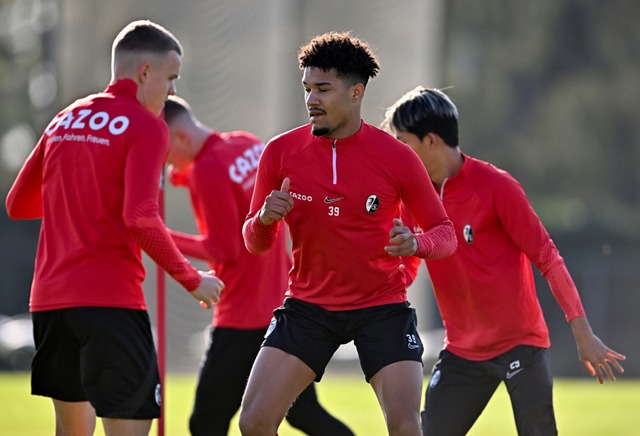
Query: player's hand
572,317,626,383
191,270,225,309
258,177,294,225
385,218,418,256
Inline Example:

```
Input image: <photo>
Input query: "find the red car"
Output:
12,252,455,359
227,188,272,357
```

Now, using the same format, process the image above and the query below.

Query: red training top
243,122,457,311
6,79,201,312
169,132,291,329
403,154,585,360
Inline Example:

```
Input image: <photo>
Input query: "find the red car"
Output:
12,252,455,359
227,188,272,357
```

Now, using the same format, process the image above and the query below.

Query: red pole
157,171,166,436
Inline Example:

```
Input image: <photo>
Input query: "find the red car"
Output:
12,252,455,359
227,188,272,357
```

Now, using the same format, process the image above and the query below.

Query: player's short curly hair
298,31,380,87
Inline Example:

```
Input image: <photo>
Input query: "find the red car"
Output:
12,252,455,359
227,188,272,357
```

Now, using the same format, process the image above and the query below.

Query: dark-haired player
238,32,457,436
163,96,353,436
383,86,626,435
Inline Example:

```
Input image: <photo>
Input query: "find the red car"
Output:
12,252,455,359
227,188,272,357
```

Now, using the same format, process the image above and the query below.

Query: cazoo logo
290,192,312,202
46,109,130,136
229,143,264,184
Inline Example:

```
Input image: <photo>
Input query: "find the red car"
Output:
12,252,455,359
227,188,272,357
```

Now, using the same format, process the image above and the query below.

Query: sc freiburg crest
463,224,474,244
366,195,380,214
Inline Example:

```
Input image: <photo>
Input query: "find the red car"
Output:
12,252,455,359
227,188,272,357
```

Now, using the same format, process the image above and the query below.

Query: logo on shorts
406,334,421,350
265,318,277,338
365,195,380,214
155,383,162,406
506,360,523,379
429,370,441,388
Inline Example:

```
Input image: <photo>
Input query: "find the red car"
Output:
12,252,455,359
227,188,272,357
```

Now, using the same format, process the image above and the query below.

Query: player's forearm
242,213,279,255
544,262,586,322
414,219,457,259
170,230,211,262
126,199,201,291
569,316,593,340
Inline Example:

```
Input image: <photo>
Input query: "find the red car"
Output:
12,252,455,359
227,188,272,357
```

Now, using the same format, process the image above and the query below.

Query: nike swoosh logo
324,196,344,204
506,368,524,379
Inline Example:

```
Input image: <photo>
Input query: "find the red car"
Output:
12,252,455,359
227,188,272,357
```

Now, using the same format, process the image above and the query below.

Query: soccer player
238,32,457,436
162,96,354,436
382,86,626,435
5,20,224,436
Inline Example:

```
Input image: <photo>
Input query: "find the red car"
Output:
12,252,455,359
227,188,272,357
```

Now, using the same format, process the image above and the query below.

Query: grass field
1,372,639,435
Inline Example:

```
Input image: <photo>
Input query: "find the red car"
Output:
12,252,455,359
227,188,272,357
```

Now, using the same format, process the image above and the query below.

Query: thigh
423,350,500,436
502,346,557,435
71,307,161,419
241,346,317,429
370,360,423,434
52,399,96,435
32,310,86,401
353,302,424,382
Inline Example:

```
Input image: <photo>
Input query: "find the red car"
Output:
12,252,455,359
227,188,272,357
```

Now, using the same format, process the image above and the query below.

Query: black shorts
32,307,161,419
422,345,556,436
190,326,266,434
263,298,424,382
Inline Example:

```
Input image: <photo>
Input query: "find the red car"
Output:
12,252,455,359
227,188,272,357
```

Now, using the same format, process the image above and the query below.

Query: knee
386,412,421,436
238,407,278,436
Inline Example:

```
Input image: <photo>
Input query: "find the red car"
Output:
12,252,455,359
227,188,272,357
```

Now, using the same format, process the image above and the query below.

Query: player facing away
162,96,354,436
238,32,457,436
382,86,626,435
5,20,224,436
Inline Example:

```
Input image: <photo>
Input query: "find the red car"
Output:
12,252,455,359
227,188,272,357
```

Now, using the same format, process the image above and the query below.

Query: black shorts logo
429,369,441,388
265,318,277,338
155,383,162,406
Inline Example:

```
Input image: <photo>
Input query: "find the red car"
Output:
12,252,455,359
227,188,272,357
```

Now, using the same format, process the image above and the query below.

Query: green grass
1,372,639,435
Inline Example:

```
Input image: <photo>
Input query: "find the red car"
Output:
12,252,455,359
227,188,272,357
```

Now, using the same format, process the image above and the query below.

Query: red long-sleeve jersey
5,79,200,312
243,122,456,311
404,154,585,360
168,132,291,329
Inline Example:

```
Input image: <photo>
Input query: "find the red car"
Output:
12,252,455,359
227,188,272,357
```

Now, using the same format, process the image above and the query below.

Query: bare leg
370,361,423,436
52,399,96,436
102,418,152,436
239,347,317,436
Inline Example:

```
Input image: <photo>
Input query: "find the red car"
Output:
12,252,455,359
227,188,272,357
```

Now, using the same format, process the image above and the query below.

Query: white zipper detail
332,139,337,185
439,178,448,201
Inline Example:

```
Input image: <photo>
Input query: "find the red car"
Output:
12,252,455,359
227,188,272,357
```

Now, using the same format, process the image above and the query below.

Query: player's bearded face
303,66,350,138
311,125,330,136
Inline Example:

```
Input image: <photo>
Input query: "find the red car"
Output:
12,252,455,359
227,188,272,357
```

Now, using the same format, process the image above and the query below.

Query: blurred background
0,0,638,377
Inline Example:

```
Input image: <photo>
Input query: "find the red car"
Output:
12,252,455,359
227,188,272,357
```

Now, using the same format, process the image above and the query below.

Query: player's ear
351,83,365,103
137,63,150,83
172,130,189,147
424,133,439,148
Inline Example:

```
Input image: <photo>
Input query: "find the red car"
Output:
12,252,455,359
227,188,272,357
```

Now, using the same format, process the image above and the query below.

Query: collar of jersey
104,78,139,101
312,120,366,147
